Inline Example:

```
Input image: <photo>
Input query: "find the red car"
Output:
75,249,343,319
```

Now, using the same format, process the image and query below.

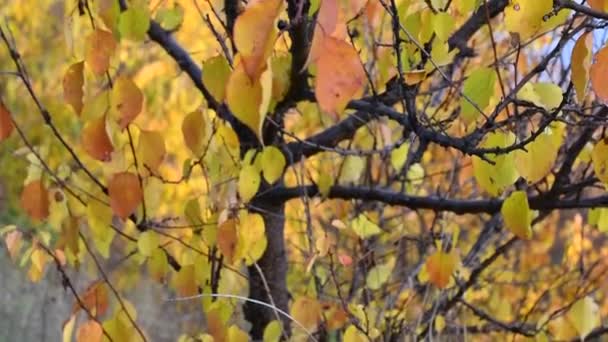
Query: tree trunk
244,199,290,339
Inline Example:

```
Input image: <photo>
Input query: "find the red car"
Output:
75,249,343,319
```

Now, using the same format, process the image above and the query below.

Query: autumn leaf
236,212,267,265
81,115,114,161
226,62,265,139
118,5,150,41
108,172,143,219
425,250,457,288
233,0,282,78
85,29,116,76
260,146,286,184
182,110,206,156
137,130,165,172
20,180,50,221
217,218,238,264
572,32,593,103
315,37,366,117
501,191,533,239
111,77,144,129
63,61,85,115
0,100,14,142
76,320,103,342
291,296,322,331
202,56,231,102
75,281,109,317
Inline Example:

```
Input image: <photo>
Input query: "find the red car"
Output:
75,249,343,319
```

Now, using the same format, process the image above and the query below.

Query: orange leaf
112,77,143,129
291,296,322,331
20,180,50,221
108,172,142,219
233,0,282,78
426,250,457,289
74,281,109,317
217,218,238,264
63,61,85,115
76,320,103,342
308,0,346,64
81,115,114,161
315,37,366,117
572,32,593,103
85,29,116,76
591,45,608,102
0,100,14,141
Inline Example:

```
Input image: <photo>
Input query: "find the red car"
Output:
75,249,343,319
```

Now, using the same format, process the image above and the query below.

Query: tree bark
244,198,290,339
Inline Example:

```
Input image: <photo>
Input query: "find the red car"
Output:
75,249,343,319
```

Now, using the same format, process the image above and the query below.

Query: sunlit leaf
504,0,552,39
515,122,564,183
517,82,563,110
472,131,519,195
238,164,261,203
226,62,264,139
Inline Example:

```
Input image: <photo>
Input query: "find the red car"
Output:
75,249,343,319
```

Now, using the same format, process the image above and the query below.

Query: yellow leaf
339,156,365,184
182,110,207,156
515,122,565,183
118,5,150,41
291,296,321,331
233,0,282,78
460,67,496,124
202,56,231,101
260,146,286,184
592,138,608,184
137,230,159,257
472,131,519,195
351,214,381,239
137,130,165,172
517,82,563,110
148,248,168,282
85,29,116,76
238,164,261,203
63,61,85,115
404,70,427,85
572,32,593,103
501,191,533,239
425,250,457,288
567,296,600,340
111,77,144,130
227,325,249,342
236,212,267,265
62,315,76,342
343,325,367,342
263,320,282,342
87,200,115,258
432,12,454,42
435,315,446,333
172,264,198,297
317,172,334,198
226,62,264,139
505,0,552,39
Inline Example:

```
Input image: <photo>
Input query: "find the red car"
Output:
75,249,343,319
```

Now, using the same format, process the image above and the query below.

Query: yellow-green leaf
366,263,393,290
118,6,150,41
202,56,231,102
501,191,533,239
263,320,282,342
137,230,159,257
260,146,286,184
460,68,496,124
472,131,519,195
567,296,600,340
238,164,261,203
351,214,382,239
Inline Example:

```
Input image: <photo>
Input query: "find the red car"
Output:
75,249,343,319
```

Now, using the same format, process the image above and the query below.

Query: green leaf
118,6,151,41
238,164,261,202
155,4,184,31
460,68,496,124
202,56,231,102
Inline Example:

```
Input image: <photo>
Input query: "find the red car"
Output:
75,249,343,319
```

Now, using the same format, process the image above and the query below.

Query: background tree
2,0,608,340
